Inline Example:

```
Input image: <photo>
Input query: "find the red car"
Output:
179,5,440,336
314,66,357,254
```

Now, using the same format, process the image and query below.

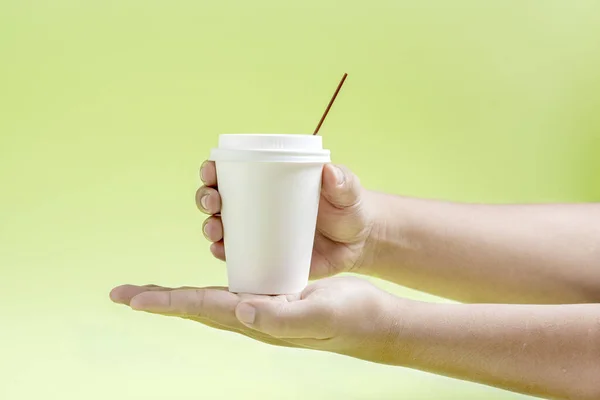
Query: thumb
235,300,333,339
321,164,362,209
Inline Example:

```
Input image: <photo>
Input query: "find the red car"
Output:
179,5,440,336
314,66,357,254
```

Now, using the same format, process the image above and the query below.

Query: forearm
363,192,600,304
384,301,600,400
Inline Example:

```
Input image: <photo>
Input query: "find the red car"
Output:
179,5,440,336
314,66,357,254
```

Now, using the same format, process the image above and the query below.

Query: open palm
110,275,400,362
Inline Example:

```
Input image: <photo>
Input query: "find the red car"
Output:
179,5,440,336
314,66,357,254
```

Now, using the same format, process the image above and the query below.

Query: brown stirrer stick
313,73,348,135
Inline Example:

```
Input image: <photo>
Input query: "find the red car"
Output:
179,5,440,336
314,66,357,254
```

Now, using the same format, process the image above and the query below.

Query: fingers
197,161,225,260
316,164,370,244
234,299,334,339
110,284,249,330
129,287,242,327
110,284,202,306
321,164,362,209
197,163,225,260
196,161,220,215
110,284,240,336
199,161,217,187
196,186,221,215
197,160,223,243
109,284,172,306
210,241,226,261
202,216,223,242
182,315,304,349
111,284,305,349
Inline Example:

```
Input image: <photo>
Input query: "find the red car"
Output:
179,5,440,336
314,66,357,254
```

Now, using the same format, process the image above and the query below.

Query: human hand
110,276,409,364
196,161,379,278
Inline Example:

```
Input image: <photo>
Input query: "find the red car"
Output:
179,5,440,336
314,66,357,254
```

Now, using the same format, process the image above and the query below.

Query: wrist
356,191,413,277
370,294,426,366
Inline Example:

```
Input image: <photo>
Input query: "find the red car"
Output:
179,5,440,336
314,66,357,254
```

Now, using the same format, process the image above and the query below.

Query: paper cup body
209,134,330,294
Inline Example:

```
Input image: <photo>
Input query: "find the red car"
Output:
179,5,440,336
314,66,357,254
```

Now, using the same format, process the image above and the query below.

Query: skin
110,161,600,400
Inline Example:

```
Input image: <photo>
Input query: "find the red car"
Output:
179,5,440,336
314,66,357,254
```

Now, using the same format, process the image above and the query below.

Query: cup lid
210,134,330,163
218,134,323,151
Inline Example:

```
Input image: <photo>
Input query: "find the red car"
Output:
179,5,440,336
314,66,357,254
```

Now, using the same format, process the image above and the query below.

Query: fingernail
333,166,345,186
200,162,208,184
236,303,256,325
202,219,210,239
200,194,209,211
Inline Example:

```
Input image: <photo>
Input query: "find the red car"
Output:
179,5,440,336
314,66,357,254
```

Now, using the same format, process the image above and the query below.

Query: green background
1,1,599,399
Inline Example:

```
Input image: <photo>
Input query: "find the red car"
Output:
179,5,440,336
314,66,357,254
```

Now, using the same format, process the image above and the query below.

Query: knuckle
337,165,359,188
191,289,206,318
169,290,205,317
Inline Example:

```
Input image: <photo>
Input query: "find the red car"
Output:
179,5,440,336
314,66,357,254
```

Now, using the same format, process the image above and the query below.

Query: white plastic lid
209,134,331,163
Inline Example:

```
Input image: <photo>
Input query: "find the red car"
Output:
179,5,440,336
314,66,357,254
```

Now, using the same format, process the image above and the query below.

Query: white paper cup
209,134,331,295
